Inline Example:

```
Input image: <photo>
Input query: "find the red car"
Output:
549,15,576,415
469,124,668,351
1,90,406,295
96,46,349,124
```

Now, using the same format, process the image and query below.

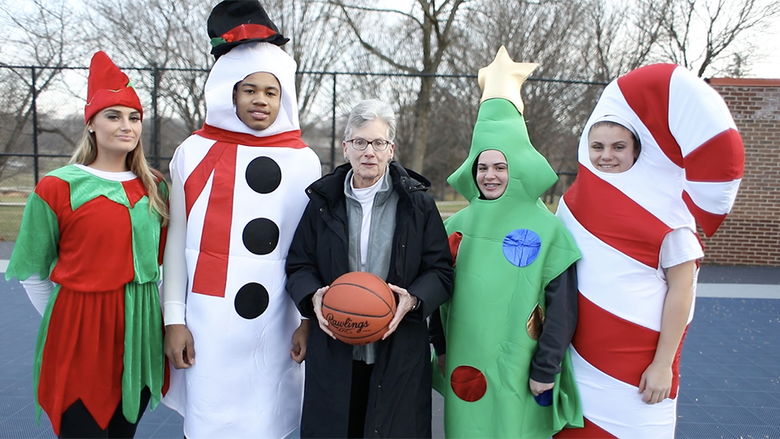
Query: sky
748,31,780,79
721,11,780,79
750,60,779,80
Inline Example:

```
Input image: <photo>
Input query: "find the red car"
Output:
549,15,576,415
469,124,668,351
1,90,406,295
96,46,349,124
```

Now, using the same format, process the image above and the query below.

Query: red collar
195,123,308,148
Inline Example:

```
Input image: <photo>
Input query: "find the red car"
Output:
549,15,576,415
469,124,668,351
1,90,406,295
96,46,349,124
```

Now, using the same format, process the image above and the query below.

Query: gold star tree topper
478,46,539,115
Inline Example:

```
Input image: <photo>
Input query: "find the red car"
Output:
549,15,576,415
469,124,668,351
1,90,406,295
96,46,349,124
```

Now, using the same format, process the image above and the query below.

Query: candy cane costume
555,64,744,438
161,3,321,437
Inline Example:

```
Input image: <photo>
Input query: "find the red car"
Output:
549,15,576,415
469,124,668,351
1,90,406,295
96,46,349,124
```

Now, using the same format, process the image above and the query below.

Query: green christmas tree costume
435,48,583,438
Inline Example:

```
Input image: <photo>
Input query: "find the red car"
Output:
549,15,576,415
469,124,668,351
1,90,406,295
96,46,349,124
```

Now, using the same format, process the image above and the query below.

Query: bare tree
330,0,470,174
483,0,598,201
0,0,87,182
272,0,354,131
84,0,212,147
428,0,605,201
642,0,780,77
577,0,669,82
84,0,354,169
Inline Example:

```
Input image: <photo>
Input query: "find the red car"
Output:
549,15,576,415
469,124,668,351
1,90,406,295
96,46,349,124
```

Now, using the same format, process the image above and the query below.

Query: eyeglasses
346,138,392,152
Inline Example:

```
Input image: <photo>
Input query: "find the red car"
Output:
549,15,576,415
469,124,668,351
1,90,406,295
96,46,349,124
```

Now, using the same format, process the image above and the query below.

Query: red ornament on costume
84,51,143,123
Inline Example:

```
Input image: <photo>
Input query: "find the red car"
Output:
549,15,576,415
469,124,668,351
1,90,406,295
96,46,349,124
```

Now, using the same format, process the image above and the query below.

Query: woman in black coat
286,99,453,438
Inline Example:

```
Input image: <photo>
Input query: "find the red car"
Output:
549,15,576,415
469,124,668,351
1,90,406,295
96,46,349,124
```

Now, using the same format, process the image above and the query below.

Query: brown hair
589,120,642,160
70,125,169,225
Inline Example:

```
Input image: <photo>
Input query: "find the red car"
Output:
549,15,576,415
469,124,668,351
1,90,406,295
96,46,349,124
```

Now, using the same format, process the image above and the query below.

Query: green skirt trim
32,285,60,423
122,281,165,422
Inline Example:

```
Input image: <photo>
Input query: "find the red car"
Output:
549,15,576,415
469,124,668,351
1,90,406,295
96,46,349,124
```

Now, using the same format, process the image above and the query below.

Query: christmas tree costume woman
434,47,583,438
5,51,167,437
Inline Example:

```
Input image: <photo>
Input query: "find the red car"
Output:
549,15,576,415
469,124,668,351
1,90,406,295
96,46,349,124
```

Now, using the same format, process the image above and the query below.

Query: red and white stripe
555,64,743,438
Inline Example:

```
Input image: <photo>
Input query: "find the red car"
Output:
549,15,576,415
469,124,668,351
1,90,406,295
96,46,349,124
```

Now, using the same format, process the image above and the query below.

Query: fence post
151,64,161,169
330,73,337,172
31,67,40,184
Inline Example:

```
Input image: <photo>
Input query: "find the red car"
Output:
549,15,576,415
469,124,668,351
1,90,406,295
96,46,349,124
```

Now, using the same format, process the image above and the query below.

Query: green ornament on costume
436,47,583,438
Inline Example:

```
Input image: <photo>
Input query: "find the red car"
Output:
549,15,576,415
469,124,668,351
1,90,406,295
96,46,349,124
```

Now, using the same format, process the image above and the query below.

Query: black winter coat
286,162,453,438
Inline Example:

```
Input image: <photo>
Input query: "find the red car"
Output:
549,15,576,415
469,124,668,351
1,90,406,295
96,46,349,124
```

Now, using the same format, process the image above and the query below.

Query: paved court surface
1,238,778,438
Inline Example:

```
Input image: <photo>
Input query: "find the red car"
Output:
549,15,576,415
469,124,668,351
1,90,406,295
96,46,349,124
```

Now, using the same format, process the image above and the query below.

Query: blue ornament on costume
503,229,541,267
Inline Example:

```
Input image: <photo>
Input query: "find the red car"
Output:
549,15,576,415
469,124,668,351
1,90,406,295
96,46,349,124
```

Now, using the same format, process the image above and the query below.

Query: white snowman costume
556,64,743,438
162,42,321,438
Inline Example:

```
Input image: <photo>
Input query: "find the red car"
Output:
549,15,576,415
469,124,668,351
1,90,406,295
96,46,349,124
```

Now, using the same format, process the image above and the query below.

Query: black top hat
208,0,289,59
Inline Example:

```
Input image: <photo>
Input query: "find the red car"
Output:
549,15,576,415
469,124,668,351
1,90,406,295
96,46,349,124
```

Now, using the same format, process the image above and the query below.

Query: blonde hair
70,125,169,226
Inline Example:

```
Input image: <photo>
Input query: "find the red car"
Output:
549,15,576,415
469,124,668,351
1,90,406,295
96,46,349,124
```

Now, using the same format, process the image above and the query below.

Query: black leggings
348,360,374,439
58,387,151,439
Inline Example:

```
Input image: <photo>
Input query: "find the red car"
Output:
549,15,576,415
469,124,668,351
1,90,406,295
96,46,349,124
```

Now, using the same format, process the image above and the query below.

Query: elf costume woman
5,51,168,438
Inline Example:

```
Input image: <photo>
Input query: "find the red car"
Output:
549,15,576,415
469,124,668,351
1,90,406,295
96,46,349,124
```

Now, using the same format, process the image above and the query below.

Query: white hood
204,42,299,137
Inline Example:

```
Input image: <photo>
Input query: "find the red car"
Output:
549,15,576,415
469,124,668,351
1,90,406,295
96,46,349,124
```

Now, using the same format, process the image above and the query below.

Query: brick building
702,78,780,266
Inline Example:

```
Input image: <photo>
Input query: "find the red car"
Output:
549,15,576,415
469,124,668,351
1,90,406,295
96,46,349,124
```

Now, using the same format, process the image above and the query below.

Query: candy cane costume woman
555,64,744,438
161,1,321,437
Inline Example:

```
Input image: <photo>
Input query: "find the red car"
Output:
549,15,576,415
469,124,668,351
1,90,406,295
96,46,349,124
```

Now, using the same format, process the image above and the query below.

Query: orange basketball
322,272,397,345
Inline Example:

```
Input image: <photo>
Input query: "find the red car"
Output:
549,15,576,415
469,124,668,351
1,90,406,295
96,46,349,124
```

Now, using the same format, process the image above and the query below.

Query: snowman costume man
161,1,321,437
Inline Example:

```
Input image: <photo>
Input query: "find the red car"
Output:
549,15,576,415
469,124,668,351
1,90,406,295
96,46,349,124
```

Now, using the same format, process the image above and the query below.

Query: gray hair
344,99,397,142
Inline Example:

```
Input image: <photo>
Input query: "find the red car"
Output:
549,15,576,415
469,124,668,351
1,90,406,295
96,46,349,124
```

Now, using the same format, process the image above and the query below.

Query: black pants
348,360,374,439
59,387,151,439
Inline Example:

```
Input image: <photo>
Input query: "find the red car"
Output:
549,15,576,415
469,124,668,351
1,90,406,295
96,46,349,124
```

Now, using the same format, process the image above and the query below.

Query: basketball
322,272,397,345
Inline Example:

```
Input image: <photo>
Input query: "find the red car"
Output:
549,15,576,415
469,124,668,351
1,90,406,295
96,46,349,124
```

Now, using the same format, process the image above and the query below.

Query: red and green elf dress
5,164,167,435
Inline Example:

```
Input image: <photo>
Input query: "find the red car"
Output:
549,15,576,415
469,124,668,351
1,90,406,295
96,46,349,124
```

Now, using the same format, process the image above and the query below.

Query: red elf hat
84,51,143,123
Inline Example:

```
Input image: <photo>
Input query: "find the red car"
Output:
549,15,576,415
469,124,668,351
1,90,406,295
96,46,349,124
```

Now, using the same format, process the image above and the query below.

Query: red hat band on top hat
207,0,289,59
84,51,143,123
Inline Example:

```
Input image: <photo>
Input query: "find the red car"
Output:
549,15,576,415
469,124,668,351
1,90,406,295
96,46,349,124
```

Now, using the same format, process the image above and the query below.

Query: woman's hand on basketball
164,324,195,369
312,286,336,339
383,284,416,340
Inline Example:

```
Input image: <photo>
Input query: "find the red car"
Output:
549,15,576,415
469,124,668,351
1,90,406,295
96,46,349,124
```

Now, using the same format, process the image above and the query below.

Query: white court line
697,283,780,299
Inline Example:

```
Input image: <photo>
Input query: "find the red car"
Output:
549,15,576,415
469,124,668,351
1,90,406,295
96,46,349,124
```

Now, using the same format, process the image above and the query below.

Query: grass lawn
0,189,27,241
0,205,24,242
437,200,469,218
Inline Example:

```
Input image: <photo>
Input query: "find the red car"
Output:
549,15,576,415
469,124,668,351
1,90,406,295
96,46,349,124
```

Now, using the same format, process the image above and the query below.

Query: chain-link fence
0,64,606,240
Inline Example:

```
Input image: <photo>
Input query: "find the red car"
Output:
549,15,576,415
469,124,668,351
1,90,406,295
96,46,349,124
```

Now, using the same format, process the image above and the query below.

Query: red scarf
184,124,307,297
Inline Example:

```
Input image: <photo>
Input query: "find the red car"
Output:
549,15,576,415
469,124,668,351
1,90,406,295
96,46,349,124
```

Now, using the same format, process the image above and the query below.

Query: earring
88,129,94,133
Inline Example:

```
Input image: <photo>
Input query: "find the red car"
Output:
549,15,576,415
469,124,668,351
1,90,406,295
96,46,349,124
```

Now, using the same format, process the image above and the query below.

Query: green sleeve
5,192,59,281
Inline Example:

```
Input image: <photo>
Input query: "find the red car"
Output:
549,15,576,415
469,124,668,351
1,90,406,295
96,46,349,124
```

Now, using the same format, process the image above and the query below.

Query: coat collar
308,161,429,208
